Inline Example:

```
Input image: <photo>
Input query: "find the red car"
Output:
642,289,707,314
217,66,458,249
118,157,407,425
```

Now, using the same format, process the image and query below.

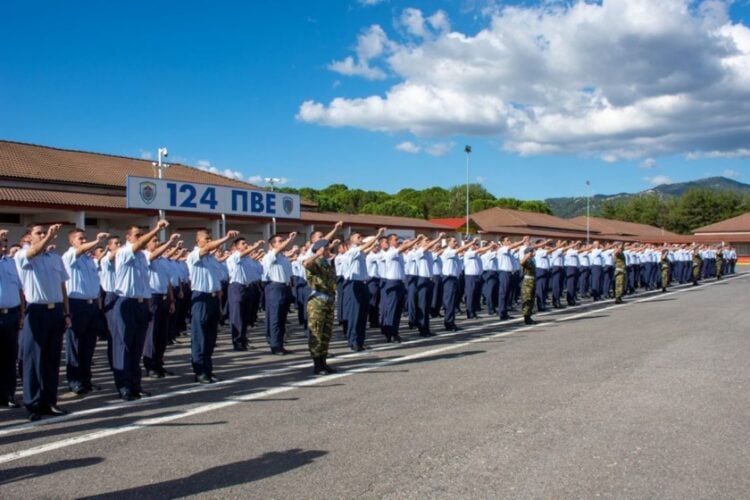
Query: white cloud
139,150,153,160
197,161,245,181
300,0,750,161
686,148,750,159
328,25,390,80
396,141,421,153
426,141,454,156
640,158,657,169
723,168,740,178
358,0,386,5
196,159,211,168
247,175,288,187
645,175,673,186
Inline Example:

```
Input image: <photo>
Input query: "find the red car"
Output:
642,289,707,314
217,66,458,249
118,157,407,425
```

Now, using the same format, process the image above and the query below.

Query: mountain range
545,176,750,218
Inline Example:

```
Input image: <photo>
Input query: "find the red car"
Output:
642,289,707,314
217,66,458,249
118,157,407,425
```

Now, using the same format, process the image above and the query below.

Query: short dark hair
233,237,247,246
68,228,85,237
107,235,120,243
269,234,283,244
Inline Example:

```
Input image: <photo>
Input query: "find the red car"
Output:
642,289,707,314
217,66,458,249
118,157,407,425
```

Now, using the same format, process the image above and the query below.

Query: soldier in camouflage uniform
521,247,537,325
614,242,626,304
660,248,670,293
691,246,702,286
304,239,338,375
716,244,724,280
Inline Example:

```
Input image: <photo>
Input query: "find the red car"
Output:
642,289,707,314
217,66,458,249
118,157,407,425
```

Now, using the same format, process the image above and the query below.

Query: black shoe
45,405,69,416
134,390,152,398
524,316,536,325
313,357,329,376
322,356,337,374
86,383,103,391
3,398,20,409
208,374,221,383
392,335,402,343
121,391,136,401
615,298,623,304
148,370,165,379
662,288,667,293
195,374,213,384
163,369,176,376
28,411,43,421
233,344,248,351
499,314,511,320
70,385,89,396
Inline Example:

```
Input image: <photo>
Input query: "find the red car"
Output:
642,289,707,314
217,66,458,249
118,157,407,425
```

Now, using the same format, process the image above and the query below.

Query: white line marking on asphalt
0,273,745,464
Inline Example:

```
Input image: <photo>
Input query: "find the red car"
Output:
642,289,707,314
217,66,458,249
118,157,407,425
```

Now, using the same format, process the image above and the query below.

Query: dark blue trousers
367,278,380,328
497,271,512,318
602,266,614,297
442,276,458,327
102,291,118,369
381,279,405,339
416,277,433,335
335,277,345,325
191,292,220,376
481,271,498,314
565,266,578,304
294,279,309,327
228,283,250,347
430,275,443,317
550,266,564,305
66,299,101,391
113,297,149,396
590,266,602,299
265,283,291,350
464,274,481,318
535,269,548,311
579,267,591,296
0,306,20,402
343,280,369,348
143,293,170,372
406,275,418,327
22,303,64,411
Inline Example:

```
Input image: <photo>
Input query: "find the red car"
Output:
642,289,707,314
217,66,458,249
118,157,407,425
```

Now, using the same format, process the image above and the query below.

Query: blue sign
126,176,301,219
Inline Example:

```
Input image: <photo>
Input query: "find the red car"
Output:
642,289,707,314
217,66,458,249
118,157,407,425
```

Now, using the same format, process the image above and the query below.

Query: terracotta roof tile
301,211,452,230
568,216,678,238
693,211,750,233
471,207,588,233
0,187,126,209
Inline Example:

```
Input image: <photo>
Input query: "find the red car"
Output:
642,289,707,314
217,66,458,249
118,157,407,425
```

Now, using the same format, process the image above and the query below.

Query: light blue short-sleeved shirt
415,249,434,278
15,249,68,304
440,248,460,277
366,252,381,279
99,255,116,293
262,249,292,284
404,250,418,276
534,249,550,270
63,247,100,300
344,245,368,281
564,249,579,267
481,250,498,272
463,249,483,276
187,248,222,293
497,246,514,272
114,242,151,299
382,247,405,280
0,256,22,308
144,252,171,294
227,252,259,285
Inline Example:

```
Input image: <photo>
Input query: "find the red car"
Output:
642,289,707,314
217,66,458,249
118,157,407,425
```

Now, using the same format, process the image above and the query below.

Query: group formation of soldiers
0,222,739,421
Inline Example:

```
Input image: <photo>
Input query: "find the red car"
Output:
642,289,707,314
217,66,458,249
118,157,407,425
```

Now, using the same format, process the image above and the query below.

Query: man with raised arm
62,228,109,395
441,236,479,332
0,229,23,409
380,233,423,343
142,233,181,378
15,224,71,420
113,220,168,401
188,228,239,383
226,236,264,351
262,232,298,355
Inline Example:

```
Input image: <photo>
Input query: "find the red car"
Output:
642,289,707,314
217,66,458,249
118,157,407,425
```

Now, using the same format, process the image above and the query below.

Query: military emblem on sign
140,181,157,205
282,196,294,215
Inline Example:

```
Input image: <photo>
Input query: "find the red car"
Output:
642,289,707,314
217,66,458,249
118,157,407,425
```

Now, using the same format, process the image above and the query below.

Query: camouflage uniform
660,253,670,290
614,251,626,302
692,252,702,284
716,251,724,280
306,258,337,358
521,255,536,318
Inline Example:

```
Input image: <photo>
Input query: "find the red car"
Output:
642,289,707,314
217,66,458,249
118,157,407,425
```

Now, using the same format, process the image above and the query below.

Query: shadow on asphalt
0,457,104,485
150,420,227,427
79,448,328,499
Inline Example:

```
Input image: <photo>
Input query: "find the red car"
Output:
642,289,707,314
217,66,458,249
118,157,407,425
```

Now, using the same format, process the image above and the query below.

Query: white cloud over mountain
299,0,750,161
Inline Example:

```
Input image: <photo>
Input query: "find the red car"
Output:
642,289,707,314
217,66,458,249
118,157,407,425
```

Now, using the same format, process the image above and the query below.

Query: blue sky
1,0,749,201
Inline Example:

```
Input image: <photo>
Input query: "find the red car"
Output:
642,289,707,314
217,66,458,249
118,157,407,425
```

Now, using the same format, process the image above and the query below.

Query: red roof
429,218,471,229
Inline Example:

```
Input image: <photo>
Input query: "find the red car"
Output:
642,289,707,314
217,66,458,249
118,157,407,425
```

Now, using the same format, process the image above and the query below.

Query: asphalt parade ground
0,273,749,499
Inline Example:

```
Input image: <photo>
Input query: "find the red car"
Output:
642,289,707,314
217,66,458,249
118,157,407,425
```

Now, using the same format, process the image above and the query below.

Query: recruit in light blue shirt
63,247,100,300
15,249,68,304
114,242,151,299
0,256,22,308
187,248,222,293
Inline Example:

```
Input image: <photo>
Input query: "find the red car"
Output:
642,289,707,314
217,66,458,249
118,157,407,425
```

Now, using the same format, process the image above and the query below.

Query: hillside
546,176,750,218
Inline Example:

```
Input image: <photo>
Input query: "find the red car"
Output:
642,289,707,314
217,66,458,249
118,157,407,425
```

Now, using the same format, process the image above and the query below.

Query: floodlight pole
464,145,472,239
586,180,591,244
265,177,283,235
153,147,169,240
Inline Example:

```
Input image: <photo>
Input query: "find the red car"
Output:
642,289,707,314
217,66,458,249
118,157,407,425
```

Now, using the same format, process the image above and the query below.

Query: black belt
70,298,96,304
0,306,20,314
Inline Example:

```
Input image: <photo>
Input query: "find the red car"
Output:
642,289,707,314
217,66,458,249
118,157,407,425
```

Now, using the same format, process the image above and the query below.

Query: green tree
360,200,422,218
